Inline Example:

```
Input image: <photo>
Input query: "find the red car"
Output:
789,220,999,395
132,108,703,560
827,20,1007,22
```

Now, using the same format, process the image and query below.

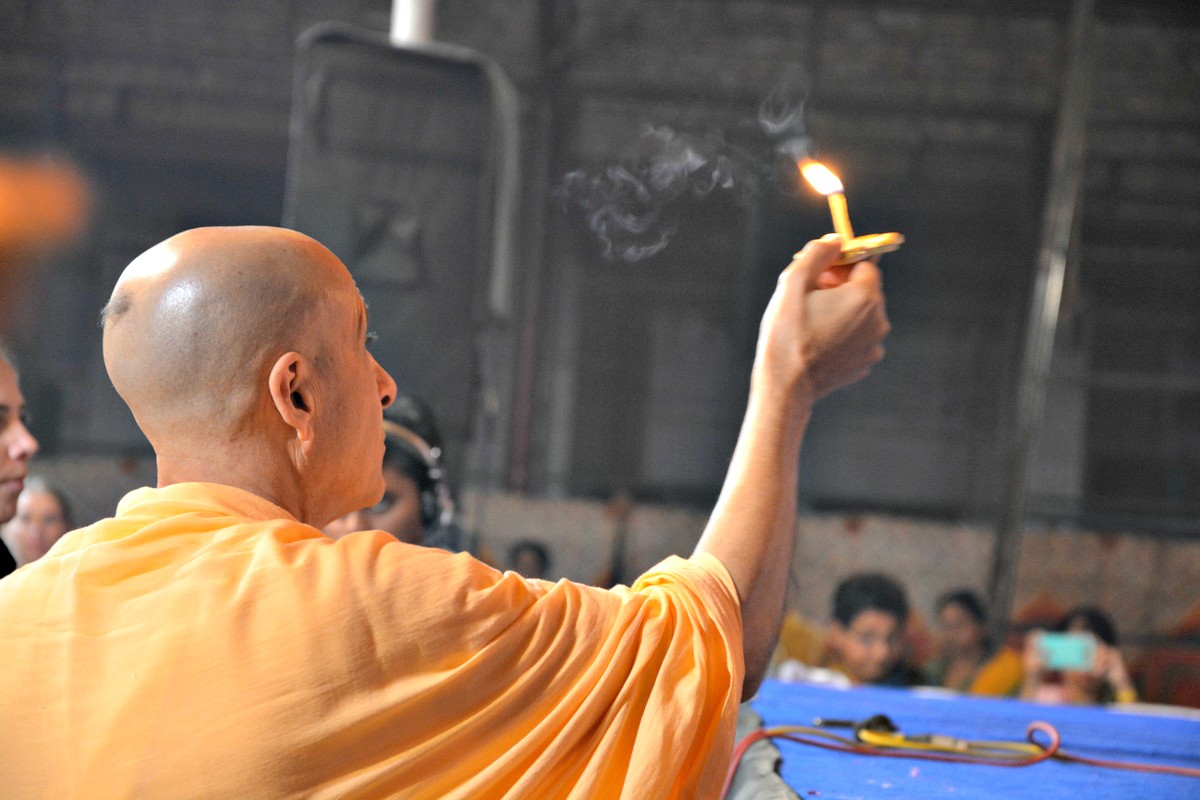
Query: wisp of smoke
759,63,810,140
558,64,814,263
759,62,816,174
557,126,736,263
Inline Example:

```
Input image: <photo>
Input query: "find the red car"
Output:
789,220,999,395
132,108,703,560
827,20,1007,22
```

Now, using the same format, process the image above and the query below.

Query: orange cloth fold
0,483,742,799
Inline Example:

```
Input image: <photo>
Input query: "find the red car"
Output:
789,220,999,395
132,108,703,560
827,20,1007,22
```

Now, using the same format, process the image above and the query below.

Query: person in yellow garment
0,226,888,798
925,588,1023,697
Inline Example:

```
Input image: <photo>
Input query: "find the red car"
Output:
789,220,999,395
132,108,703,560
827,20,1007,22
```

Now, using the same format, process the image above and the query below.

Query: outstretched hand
697,234,892,698
755,234,891,404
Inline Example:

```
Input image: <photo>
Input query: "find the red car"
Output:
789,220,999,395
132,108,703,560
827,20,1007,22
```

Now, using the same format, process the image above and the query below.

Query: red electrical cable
1052,751,1200,779
719,728,771,800
718,723,1059,800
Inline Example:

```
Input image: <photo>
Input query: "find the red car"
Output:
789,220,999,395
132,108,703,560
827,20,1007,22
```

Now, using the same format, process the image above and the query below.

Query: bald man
0,227,888,798
0,341,40,578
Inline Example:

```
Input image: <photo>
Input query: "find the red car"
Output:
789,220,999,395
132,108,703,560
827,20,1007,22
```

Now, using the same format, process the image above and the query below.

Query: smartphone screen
1037,631,1097,671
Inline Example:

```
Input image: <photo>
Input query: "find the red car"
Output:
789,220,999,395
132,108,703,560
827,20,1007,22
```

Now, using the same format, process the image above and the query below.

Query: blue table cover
752,680,1200,799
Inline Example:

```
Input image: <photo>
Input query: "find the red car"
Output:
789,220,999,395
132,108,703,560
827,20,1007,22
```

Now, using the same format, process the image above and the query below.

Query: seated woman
925,589,1023,696
1021,606,1137,705
1,476,73,572
507,539,552,580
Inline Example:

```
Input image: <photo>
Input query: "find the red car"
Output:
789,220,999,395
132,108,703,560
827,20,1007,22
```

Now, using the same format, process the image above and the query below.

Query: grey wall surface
1,0,1196,533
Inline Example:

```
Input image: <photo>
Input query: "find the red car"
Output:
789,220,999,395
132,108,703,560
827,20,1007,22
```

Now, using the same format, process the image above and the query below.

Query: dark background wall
1,0,1197,535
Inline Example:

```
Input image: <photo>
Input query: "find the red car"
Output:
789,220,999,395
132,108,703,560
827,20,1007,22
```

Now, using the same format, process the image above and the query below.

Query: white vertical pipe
391,0,435,46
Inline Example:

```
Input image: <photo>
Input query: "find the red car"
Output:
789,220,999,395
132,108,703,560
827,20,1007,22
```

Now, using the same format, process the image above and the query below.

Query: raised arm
693,234,890,698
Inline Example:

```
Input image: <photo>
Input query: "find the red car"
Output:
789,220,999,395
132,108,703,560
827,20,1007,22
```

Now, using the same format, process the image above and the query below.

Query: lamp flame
800,161,843,196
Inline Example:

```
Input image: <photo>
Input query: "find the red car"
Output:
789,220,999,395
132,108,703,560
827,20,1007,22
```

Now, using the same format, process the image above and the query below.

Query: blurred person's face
0,360,39,523
512,548,547,579
323,464,424,545
831,609,905,684
2,488,68,565
938,602,986,658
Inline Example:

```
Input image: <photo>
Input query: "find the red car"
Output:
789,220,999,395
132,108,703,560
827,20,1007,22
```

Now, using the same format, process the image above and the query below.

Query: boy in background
776,572,923,687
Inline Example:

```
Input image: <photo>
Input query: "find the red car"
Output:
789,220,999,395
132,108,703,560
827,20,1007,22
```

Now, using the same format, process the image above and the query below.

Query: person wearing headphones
325,393,459,548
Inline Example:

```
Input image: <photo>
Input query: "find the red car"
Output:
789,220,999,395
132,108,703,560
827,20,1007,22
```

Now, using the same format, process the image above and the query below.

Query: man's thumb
792,234,844,291
845,257,883,290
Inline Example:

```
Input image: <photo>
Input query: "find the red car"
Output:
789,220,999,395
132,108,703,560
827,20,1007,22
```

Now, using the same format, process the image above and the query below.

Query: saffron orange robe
0,483,743,799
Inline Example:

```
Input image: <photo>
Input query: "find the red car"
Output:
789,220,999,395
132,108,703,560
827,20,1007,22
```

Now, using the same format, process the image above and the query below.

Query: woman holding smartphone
1021,607,1138,705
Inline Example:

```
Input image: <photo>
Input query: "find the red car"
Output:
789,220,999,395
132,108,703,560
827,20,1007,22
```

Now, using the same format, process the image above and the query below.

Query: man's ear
268,352,316,442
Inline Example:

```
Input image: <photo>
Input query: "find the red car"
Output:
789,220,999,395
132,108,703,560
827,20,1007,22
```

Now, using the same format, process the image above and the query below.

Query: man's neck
155,448,309,525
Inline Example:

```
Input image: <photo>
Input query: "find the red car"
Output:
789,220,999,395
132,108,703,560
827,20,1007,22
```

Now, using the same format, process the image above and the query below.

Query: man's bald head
102,226,356,446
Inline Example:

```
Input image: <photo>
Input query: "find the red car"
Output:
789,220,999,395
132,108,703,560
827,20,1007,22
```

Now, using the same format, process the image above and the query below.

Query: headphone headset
381,419,455,535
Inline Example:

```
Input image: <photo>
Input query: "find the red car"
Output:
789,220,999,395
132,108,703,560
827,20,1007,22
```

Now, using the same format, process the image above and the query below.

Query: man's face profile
307,286,397,521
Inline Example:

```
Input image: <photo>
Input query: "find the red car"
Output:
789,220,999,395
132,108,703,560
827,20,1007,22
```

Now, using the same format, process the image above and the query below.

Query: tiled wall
5,1,1198,517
